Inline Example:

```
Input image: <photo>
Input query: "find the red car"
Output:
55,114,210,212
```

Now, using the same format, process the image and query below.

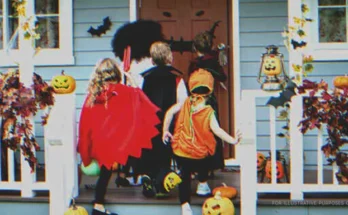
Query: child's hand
234,130,242,144
162,131,173,145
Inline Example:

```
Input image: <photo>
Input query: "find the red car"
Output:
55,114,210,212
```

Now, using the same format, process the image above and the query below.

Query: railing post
45,94,77,215
240,92,257,215
289,95,304,200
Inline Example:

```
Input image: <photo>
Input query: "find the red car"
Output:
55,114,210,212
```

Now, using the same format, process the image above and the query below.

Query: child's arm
162,102,183,144
210,113,242,144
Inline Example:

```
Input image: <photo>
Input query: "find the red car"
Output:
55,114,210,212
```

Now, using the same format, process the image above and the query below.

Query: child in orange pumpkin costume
162,69,242,215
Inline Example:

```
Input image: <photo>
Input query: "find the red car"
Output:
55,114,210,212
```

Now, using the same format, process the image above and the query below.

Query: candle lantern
257,45,289,91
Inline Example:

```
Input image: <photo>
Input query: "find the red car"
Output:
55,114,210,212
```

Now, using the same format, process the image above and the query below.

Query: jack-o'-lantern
257,45,289,91
212,183,238,199
202,191,235,215
163,171,182,192
265,160,285,179
64,199,88,215
333,75,348,89
257,152,266,172
52,70,76,94
262,55,282,76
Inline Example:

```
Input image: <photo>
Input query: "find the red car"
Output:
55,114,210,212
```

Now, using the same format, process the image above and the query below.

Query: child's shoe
141,175,155,198
196,182,211,196
181,202,193,215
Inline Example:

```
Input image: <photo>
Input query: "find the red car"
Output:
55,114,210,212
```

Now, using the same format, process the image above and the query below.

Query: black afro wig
111,19,165,62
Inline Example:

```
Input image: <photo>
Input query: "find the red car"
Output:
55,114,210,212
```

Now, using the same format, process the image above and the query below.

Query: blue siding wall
32,0,130,164
238,0,346,168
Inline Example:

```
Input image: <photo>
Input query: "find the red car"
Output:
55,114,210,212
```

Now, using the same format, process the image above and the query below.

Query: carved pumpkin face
52,71,76,94
262,55,282,76
163,172,182,192
202,192,235,215
265,160,285,179
333,76,348,89
257,152,266,172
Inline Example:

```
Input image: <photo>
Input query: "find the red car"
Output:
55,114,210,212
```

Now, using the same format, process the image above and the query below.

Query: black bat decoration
291,39,307,49
266,80,297,108
87,17,112,37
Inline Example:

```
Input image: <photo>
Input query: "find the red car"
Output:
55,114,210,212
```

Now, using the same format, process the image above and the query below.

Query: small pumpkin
202,191,235,215
52,70,76,94
333,75,348,89
257,152,266,172
64,199,88,215
265,160,285,179
212,183,238,199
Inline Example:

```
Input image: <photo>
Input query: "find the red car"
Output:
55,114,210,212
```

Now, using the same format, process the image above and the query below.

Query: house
1,0,348,214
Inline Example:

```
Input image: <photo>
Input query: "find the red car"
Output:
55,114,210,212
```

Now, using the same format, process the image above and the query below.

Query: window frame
0,0,74,66
306,0,348,61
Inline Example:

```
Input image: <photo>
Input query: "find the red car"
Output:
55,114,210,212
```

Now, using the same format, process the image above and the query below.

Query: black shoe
115,177,130,187
141,175,155,198
92,208,118,215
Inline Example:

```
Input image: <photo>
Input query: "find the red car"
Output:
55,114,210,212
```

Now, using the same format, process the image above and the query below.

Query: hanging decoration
87,16,112,37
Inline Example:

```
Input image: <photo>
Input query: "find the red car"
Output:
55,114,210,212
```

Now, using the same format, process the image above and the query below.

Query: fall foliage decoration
202,191,235,215
212,183,238,199
297,79,348,184
0,70,55,172
64,199,88,215
51,70,76,94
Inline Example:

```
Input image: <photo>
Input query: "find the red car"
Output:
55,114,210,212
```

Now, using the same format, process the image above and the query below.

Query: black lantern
257,45,289,91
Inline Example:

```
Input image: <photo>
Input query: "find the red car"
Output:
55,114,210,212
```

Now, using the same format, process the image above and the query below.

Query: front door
138,0,234,158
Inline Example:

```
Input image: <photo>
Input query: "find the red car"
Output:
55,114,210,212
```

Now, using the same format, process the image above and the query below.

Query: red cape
78,84,160,169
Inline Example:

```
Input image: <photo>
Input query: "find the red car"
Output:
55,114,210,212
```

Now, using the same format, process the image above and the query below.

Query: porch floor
1,169,347,206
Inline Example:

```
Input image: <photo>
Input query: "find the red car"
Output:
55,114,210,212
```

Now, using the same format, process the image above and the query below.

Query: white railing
0,93,78,215
239,89,348,215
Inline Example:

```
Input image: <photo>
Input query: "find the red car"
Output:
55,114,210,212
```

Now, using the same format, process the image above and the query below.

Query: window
305,0,348,60
0,0,74,66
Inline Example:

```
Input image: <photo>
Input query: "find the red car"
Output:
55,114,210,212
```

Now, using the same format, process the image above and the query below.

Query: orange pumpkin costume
172,69,217,159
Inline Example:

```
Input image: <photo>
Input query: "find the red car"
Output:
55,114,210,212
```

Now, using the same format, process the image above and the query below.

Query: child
162,69,242,215
135,41,188,198
77,58,160,215
189,31,228,195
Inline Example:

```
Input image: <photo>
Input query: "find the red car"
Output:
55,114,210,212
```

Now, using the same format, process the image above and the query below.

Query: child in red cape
77,58,160,215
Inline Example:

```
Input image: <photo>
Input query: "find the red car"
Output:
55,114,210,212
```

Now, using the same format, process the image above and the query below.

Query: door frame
128,0,241,166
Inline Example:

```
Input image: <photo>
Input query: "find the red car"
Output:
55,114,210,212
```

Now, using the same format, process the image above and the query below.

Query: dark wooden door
138,0,234,158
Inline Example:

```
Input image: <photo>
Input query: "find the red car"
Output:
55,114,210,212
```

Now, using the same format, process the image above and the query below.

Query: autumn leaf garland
0,70,55,172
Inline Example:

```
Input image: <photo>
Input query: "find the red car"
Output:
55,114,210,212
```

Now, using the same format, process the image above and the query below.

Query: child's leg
179,164,192,204
196,167,211,196
93,165,118,215
94,165,113,204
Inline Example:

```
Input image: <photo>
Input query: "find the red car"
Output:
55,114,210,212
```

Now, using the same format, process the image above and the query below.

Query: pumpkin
265,160,285,179
333,75,348,89
257,152,266,172
262,54,282,76
202,191,235,215
212,183,238,199
163,171,182,192
64,199,88,215
52,70,76,94
80,160,100,176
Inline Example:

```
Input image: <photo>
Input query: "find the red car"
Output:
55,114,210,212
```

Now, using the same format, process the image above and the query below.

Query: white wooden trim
232,0,241,166
7,149,15,183
257,184,292,192
269,106,277,184
317,128,323,185
129,0,137,21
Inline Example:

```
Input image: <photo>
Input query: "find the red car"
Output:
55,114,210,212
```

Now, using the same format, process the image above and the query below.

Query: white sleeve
176,78,188,104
